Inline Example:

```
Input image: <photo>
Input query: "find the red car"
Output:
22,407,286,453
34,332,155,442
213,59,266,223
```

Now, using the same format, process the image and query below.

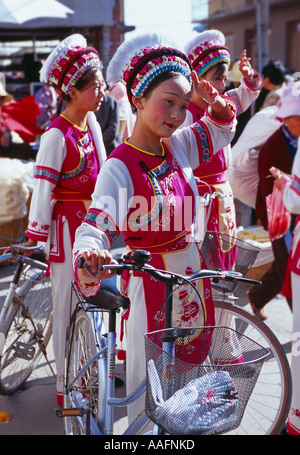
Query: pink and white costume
27,112,106,404
73,110,236,422
183,79,261,260
183,30,263,268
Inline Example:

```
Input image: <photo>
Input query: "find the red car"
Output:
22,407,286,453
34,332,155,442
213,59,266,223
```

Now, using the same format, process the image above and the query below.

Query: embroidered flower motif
205,288,211,299
123,69,131,82
76,211,85,219
227,218,234,230
130,55,140,67
181,301,200,322
291,408,300,418
69,64,78,75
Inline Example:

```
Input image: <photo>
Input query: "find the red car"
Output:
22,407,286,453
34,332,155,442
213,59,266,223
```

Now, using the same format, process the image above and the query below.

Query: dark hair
262,59,286,85
202,61,228,78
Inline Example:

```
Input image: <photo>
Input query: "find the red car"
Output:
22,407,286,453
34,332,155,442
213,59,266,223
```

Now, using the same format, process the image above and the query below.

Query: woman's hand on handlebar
78,249,115,282
3,239,37,256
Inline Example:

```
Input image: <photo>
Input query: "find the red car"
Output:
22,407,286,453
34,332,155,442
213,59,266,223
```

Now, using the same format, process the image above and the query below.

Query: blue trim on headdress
134,62,191,98
196,55,230,77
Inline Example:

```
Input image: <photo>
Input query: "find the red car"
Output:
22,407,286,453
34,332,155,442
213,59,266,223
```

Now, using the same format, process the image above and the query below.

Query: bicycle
59,247,290,435
200,230,292,435
0,244,54,394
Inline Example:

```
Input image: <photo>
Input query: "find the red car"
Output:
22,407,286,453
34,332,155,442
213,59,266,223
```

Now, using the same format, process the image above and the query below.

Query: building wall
201,0,300,72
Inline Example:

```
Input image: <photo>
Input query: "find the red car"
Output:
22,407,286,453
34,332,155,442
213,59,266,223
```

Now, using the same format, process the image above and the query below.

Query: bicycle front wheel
64,307,107,435
214,300,292,435
0,270,53,394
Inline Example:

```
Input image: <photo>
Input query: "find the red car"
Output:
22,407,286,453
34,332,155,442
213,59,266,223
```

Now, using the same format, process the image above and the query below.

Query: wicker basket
0,218,25,265
245,262,273,280
0,191,32,265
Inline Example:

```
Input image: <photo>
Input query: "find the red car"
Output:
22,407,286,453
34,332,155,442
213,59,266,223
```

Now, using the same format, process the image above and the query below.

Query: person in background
34,83,58,130
182,30,263,267
259,59,287,111
17,34,107,406
226,60,255,227
226,60,252,146
73,33,237,424
248,84,300,320
95,87,121,156
109,81,136,140
271,140,300,435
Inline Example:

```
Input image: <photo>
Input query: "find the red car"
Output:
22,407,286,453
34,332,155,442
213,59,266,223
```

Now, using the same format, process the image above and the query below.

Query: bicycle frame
63,251,263,435
0,249,48,357
65,299,152,435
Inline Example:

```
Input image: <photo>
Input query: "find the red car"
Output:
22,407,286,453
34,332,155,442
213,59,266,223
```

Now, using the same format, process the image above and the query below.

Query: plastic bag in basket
147,359,238,435
266,186,291,242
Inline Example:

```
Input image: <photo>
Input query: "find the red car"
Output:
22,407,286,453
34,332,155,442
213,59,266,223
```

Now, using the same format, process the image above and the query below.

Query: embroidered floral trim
60,132,93,181
27,219,50,241
84,209,120,246
128,162,165,229
35,166,60,184
187,40,230,77
49,46,100,95
227,90,243,116
192,122,213,162
133,60,191,98
121,45,192,100
152,160,170,178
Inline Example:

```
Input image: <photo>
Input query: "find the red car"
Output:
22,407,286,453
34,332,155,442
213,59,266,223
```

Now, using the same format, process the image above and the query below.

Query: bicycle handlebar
0,244,48,270
78,249,261,288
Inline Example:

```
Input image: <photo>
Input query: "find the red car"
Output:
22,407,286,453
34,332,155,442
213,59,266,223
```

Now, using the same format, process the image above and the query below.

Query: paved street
0,260,293,435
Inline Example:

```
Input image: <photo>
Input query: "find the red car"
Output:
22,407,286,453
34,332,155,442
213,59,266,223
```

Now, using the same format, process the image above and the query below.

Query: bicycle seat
86,277,130,311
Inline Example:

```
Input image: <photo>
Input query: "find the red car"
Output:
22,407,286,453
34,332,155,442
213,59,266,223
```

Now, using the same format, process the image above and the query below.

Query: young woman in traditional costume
183,30,263,269
271,125,300,435
21,34,107,405
73,33,237,423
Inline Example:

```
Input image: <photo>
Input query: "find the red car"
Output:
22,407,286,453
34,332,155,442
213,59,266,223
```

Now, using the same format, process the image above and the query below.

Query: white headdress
184,29,230,76
106,33,192,105
40,33,100,95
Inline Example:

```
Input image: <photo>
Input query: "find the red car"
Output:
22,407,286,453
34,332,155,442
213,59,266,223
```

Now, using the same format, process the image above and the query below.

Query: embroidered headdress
40,34,101,95
106,33,192,105
185,30,230,77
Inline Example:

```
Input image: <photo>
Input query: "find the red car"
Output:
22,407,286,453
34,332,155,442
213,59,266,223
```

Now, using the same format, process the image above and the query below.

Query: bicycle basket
200,231,260,293
144,326,269,435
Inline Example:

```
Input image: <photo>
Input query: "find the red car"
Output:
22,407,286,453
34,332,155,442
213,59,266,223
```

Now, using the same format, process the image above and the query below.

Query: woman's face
135,74,192,139
73,69,106,112
285,116,300,137
200,64,228,94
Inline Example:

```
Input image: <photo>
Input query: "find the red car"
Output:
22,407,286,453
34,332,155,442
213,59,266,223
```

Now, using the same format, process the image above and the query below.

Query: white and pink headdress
185,30,230,77
106,33,192,105
40,34,101,95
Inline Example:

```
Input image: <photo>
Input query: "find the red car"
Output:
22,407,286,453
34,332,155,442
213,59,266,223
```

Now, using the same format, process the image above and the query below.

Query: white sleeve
27,128,66,241
226,76,262,115
169,110,236,170
74,157,133,252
